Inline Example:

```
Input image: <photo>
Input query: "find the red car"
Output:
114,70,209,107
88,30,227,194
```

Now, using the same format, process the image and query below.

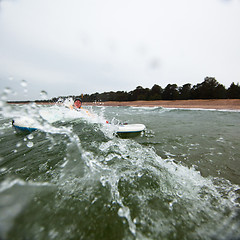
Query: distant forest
8,77,240,104
54,77,240,103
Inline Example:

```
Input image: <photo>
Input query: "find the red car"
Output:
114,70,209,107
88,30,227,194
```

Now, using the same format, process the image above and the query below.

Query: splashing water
0,101,240,240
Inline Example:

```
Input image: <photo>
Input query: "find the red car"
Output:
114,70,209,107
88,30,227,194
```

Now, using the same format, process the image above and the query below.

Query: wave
1,102,240,239
162,106,240,112
54,128,240,239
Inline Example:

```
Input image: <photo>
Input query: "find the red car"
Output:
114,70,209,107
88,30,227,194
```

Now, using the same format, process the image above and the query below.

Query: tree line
9,77,238,104
79,77,240,102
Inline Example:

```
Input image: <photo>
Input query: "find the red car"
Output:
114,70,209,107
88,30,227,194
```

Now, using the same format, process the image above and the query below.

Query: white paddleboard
12,117,39,132
116,124,146,134
12,115,146,136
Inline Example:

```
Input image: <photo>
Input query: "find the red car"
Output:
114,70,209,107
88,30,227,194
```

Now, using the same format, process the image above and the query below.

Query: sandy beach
85,99,240,110
7,99,240,110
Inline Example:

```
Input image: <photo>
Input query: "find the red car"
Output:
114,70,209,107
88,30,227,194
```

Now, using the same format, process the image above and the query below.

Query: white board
12,117,39,132
116,124,146,134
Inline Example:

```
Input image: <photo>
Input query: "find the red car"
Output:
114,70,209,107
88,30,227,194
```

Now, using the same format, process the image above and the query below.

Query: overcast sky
0,0,240,100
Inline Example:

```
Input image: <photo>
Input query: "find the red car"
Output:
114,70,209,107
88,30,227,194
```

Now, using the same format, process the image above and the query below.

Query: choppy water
0,102,240,240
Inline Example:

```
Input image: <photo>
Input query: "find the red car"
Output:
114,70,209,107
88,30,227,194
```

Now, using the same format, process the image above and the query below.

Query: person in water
70,97,93,117
69,98,82,110
71,97,109,122
73,98,82,109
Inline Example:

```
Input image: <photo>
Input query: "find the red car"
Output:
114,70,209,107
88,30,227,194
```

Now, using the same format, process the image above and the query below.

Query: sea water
0,102,239,240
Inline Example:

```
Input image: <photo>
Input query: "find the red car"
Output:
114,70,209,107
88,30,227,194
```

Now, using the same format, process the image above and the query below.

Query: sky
0,0,240,100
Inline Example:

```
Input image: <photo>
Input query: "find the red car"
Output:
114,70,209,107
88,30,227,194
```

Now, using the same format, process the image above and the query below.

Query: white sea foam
1,97,240,239
95,137,240,238
163,107,240,112
0,178,52,192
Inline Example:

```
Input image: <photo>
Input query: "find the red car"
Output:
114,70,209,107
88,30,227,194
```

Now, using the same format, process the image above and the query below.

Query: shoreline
85,99,240,110
7,99,240,110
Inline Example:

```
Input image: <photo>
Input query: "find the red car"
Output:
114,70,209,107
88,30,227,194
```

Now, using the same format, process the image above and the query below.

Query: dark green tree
215,84,227,99
162,84,179,100
114,91,129,101
149,84,163,100
129,86,150,101
179,83,191,100
190,77,226,99
227,82,240,99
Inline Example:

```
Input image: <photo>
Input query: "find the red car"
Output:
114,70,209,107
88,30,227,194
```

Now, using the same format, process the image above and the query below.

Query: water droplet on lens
27,134,34,140
21,79,28,87
1,93,7,101
27,142,34,148
40,90,48,100
4,87,12,94
149,58,160,69
16,142,22,148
